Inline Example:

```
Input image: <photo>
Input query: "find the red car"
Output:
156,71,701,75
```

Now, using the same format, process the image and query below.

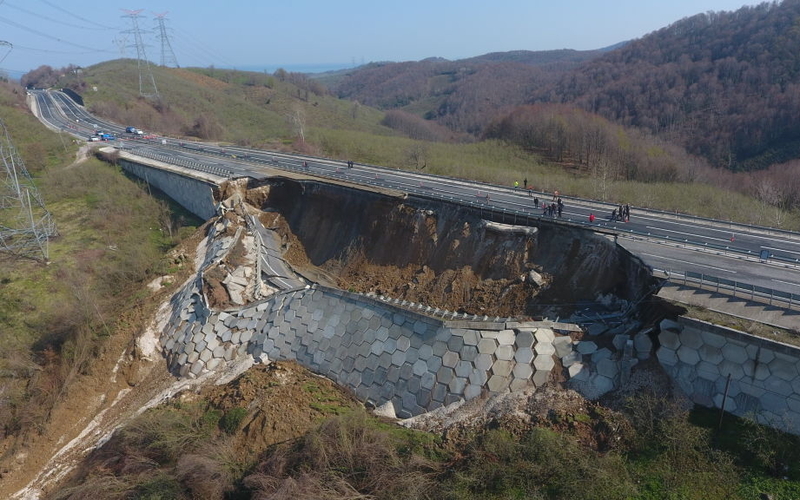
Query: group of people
611,204,631,222
535,196,563,217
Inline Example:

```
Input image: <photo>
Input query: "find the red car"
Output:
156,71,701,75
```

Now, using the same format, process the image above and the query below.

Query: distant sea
236,63,353,75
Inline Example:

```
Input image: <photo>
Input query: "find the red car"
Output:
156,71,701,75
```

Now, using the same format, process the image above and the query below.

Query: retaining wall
119,158,218,220
658,317,800,433
158,216,654,417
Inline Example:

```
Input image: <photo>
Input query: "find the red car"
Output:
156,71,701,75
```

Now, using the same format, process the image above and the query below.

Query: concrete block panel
432,341,448,357
534,342,556,356
553,336,573,358
447,336,465,352
405,347,420,365
426,355,443,374
376,326,390,342
718,359,744,380
659,330,681,350
477,338,499,355
721,343,748,364
495,345,515,361
764,377,795,397
513,363,533,379
533,355,555,371
576,341,598,355
487,374,510,392
442,351,459,368
461,330,479,346
561,351,581,368
515,330,535,348
696,361,721,381
515,347,535,364
760,391,789,414
769,358,799,381
449,376,467,394
497,330,516,346
698,344,724,364
421,371,436,391
399,363,414,381
464,384,482,400
378,352,393,369
432,383,448,403
391,350,407,367
677,345,701,366
384,338,398,355
407,375,421,394
491,360,514,378
460,345,478,362
370,339,385,356
396,336,411,352
387,365,401,384
657,347,678,367
535,328,555,343
354,355,368,372
418,344,434,361
437,366,455,385
596,358,619,379
416,388,432,407
455,360,473,378
469,368,488,387
474,353,494,371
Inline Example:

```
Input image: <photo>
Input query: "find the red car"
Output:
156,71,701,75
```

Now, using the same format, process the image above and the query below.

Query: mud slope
246,178,657,318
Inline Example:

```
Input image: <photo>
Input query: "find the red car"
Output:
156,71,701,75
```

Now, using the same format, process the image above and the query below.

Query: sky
0,0,766,78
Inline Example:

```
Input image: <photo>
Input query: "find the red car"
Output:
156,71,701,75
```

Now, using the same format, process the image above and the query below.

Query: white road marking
772,279,800,288
762,246,800,257
645,226,731,243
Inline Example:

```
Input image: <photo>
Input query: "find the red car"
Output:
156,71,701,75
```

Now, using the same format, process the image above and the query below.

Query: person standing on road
624,204,630,221
589,213,595,223
533,196,539,208
514,180,519,190
524,178,528,189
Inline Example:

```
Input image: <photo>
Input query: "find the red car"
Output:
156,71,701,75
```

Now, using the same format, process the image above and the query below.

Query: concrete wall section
658,317,800,433
119,159,218,220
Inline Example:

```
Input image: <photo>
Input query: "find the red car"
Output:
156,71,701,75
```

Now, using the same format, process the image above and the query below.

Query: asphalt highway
30,89,800,301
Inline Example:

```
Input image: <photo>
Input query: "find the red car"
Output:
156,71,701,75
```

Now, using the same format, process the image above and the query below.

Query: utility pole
154,12,179,68
122,9,159,99
0,119,56,261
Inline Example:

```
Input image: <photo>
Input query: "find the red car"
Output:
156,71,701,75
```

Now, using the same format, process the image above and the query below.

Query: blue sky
0,0,764,77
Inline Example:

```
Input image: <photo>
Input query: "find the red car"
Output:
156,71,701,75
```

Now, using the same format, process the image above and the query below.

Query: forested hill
327,49,605,135
553,0,800,170
330,1,800,171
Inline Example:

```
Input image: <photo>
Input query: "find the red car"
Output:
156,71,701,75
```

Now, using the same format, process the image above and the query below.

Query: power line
121,9,158,98
0,15,113,53
33,0,117,30
4,1,113,31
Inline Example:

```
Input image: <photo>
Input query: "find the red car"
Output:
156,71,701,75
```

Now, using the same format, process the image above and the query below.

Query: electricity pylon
154,12,179,68
122,9,159,98
0,119,56,261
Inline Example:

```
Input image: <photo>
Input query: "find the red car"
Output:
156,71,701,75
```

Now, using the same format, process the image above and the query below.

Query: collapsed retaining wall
159,213,654,418
119,158,218,220
658,317,800,433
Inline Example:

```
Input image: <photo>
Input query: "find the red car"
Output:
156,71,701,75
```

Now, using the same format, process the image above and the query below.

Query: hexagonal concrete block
659,330,681,350
477,338,498,355
769,358,799,381
391,350,407,367
432,341,448,357
418,344,433,361
535,328,555,343
495,345,515,361
487,374,510,392
721,343,748,364
633,333,652,359
568,362,588,381
491,360,514,377
497,329,515,346
437,366,455,385
412,359,428,377
553,336,574,358
416,388,432,408
698,344,724,364
420,371,436,391
677,345,701,365
534,342,556,356
656,347,678,367
533,355,555,371
396,336,411,352
515,347,535,364
532,369,550,387
679,329,704,350
764,377,795,397
426,355,443,374
576,341,597,355
469,368,488,387
432,383,448,403
460,345,478,362
515,330,535,348
696,361,720,381
461,330,479,346
473,353,494,371
596,358,619,379
561,351,581,368
699,329,727,348
513,363,533,379
369,339,385,356
455,360,473,378
442,350,459,368
449,376,467,395
447,336,464,352
464,384,482,400
718,359,744,380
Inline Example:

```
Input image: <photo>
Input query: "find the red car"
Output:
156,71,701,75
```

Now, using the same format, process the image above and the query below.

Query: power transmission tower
0,119,56,262
122,9,159,98
113,35,129,58
154,12,179,68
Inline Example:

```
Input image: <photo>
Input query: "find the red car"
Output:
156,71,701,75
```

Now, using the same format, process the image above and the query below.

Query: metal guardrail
654,268,800,312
